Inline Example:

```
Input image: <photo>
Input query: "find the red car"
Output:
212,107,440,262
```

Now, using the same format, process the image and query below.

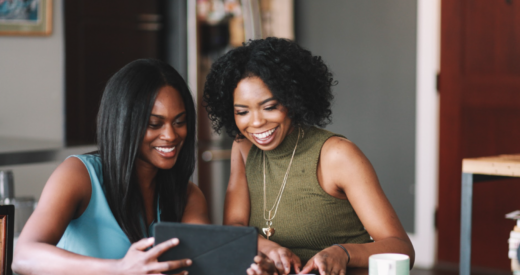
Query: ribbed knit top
246,126,372,264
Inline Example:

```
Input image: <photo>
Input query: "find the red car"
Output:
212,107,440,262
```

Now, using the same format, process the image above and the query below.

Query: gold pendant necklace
262,127,303,240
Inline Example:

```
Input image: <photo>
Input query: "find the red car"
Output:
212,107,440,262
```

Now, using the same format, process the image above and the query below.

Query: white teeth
155,147,175,153
253,128,275,139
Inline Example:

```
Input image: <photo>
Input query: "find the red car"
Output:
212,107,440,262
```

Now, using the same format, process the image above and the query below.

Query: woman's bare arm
12,157,190,275
223,139,252,226
181,182,210,224
301,137,414,273
12,157,122,274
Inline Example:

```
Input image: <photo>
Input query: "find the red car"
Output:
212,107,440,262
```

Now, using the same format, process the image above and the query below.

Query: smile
155,146,175,153
251,128,276,139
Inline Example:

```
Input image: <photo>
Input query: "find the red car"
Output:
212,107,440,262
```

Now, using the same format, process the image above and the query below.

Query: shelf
0,137,96,166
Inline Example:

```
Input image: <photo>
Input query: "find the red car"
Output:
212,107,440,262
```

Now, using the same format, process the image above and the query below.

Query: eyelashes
148,119,186,128
265,103,279,110
235,103,279,116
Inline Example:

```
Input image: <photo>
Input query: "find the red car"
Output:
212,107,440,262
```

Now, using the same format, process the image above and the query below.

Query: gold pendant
262,226,275,240
263,220,275,240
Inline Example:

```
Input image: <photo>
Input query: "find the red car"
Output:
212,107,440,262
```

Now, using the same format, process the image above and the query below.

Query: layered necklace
262,127,303,240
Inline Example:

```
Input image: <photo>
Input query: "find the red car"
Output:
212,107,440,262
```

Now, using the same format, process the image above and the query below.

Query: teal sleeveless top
56,154,157,259
246,127,372,264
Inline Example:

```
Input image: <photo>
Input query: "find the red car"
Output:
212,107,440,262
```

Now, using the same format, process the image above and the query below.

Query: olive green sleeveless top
246,126,372,264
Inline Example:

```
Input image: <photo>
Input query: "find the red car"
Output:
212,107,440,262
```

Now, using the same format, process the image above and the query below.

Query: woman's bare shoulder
50,157,91,188
232,137,253,165
321,136,365,164
41,157,93,217
319,136,378,190
17,157,92,245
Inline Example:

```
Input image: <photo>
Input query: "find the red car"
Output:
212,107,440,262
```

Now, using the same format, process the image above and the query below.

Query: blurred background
1,0,520,273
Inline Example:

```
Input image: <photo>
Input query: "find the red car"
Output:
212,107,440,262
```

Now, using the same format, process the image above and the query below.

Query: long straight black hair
96,59,196,243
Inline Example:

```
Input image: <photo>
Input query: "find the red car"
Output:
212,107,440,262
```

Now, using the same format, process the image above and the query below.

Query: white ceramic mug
369,253,409,275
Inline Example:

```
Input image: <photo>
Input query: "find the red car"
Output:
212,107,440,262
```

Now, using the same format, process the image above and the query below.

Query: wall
295,0,417,232
0,0,65,199
0,0,64,141
295,0,440,267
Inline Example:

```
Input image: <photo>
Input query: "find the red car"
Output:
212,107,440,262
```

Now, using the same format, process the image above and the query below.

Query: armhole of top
313,135,351,202
237,138,256,167
243,144,258,188
244,142,256,167
66,155,94,220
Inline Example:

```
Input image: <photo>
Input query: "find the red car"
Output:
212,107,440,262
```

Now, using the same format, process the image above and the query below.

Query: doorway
438,0,520,270
64,0,167,145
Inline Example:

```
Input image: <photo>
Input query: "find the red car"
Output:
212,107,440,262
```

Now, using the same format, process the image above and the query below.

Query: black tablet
154,222,257,274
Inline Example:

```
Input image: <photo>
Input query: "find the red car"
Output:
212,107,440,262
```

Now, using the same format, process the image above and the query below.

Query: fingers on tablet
132,237,155,251
168,259,192,271
279,255,291,274
149,238,179,257
152,259,191,274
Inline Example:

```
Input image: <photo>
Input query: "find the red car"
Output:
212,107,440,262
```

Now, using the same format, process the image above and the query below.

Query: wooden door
438,0,520,270
65,0,165,145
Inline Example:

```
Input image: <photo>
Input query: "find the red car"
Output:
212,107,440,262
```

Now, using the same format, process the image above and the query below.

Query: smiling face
233,77,293,151
137,85,187,171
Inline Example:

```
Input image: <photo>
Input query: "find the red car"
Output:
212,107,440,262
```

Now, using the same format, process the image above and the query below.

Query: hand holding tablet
154,222,257,275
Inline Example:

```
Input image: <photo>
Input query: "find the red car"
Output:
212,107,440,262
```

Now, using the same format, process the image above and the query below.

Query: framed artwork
0,0,52,36
0,205,14,275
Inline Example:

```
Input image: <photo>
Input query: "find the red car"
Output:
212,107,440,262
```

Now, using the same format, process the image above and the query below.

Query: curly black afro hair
203,37,336,139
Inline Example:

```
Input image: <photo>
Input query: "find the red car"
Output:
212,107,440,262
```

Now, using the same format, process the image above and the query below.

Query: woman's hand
116,237,192,275
261,241,301,275
247,253,278,275
300,245,348,275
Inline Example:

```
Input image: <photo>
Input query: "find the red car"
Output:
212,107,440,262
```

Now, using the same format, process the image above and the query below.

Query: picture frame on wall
0,0,52,36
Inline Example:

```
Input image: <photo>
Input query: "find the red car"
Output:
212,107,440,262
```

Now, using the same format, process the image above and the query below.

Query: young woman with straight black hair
13,59,209,275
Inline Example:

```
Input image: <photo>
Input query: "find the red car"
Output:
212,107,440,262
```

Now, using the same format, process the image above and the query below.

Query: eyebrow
234,97,276,108
150,111,186,119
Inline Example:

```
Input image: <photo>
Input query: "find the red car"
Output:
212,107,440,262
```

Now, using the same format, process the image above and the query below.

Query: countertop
0,136,96,166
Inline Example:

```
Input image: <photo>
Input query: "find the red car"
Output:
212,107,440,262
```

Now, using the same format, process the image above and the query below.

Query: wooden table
460,154,520,275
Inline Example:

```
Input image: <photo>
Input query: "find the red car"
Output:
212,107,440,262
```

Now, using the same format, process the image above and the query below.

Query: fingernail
186,259,192,265
171,238,179,245
184,271,189,275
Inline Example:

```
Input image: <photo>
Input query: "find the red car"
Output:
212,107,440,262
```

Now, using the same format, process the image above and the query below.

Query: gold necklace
262,127,303,240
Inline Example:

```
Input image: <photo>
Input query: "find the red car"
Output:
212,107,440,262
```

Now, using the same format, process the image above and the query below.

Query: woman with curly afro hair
203,37,414,275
